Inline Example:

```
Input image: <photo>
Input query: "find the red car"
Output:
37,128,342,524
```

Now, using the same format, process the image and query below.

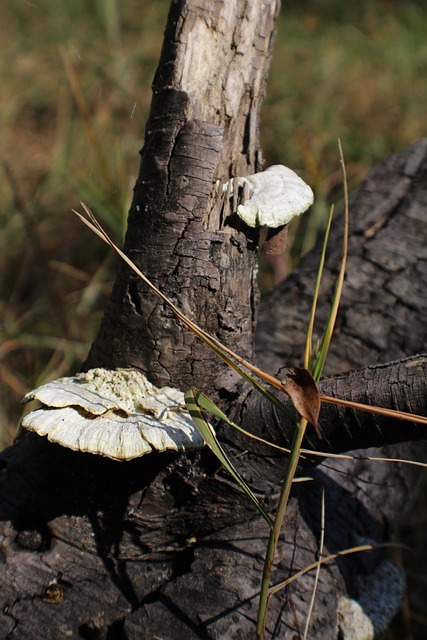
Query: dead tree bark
0,1,426,638
82,0,279,398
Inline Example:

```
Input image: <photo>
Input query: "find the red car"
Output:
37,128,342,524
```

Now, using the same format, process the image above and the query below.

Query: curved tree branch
241,354,427,457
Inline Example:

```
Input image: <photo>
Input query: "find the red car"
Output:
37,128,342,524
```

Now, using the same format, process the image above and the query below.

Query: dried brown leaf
281,368,321,437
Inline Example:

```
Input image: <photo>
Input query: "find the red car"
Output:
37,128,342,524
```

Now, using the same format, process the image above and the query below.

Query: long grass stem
256,418,307,639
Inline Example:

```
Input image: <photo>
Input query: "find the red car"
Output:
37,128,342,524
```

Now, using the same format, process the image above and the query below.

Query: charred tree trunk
0,0,426,638
82,0,279,398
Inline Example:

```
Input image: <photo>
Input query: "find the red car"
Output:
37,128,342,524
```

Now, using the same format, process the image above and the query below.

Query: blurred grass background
1,1,426,637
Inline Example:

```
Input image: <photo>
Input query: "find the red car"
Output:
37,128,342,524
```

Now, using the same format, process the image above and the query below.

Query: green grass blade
256,416,308,637
193,389,294,454
310,140,349,382
304,204,334,370
184,388,274,530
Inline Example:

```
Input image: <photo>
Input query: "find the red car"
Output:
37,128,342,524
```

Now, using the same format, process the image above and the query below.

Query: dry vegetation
1,1,427,637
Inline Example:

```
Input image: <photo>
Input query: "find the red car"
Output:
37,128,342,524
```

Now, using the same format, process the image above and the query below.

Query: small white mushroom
337,560,406,640
223,165,313,228
21,368,204,461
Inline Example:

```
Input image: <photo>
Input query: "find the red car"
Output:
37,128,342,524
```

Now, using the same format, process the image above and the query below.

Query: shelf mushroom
21,368,204,461
224,164,314,228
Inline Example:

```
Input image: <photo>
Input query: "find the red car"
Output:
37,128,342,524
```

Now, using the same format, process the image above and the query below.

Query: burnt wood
1,0,426,635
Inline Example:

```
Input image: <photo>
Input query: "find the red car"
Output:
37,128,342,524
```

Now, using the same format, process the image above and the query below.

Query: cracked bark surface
1,0,427,638
83,0,280,396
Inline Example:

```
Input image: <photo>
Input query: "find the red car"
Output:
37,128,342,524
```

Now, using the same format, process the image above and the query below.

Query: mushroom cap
21,368,204,461
236,165,314,228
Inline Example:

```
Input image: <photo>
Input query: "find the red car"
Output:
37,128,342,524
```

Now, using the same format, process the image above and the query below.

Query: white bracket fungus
223,165,313,228
21,368,204,461
337,560,406,640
